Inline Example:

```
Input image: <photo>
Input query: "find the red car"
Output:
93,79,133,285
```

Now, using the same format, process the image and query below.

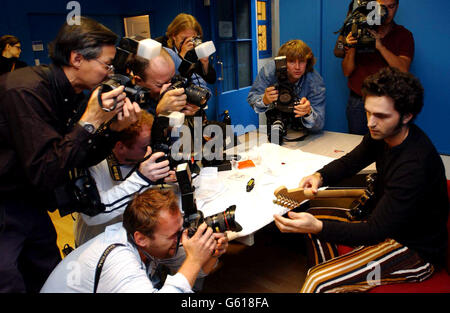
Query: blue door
209,0,259,134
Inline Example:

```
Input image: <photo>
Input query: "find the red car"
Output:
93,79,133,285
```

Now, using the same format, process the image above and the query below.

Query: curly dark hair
361,67,424,122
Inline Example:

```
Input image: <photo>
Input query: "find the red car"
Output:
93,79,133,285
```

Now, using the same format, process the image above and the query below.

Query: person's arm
83,151,174,226
341,32,358,77
247,62,276,113
297,73,326,133
369,29,413,73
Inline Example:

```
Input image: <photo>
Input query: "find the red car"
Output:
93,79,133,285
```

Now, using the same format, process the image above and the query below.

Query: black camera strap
93,243,125,293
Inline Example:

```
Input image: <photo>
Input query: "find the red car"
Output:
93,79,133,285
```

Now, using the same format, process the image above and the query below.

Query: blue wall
0,0,217,119
280,0,450,155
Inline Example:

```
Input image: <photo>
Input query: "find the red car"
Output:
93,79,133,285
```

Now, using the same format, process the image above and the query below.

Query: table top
194,128,375,241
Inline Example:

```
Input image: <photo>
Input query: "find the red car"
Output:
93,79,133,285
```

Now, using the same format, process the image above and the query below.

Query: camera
266,56,304,145
337,0,388,53
54,168,105,217
163,75,211,109
98,37,162,111
175,162,242,237
178,37,216,78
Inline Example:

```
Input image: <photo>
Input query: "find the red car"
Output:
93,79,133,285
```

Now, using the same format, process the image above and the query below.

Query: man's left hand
293,97,312,118
109,98,141,132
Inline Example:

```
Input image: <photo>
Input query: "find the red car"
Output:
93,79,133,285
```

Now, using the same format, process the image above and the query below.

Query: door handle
217,61,224,81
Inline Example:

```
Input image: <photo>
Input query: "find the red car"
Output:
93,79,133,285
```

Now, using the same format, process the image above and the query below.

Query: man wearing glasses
0,17,140,292
342,0,414,135
41,189,228,293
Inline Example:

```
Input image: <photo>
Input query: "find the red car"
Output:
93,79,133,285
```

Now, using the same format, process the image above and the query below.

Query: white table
194,129,375,245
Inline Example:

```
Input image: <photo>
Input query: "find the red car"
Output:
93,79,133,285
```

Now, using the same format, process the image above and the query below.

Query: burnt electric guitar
273,174,377,221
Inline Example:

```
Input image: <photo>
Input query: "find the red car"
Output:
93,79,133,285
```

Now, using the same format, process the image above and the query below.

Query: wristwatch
78,120,96,134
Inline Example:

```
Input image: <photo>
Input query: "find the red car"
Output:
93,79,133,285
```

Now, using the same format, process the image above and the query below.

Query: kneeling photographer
0,17,140,293
248,39,326,145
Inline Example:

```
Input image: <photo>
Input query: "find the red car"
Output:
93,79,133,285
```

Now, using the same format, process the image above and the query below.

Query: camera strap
93,243,125,293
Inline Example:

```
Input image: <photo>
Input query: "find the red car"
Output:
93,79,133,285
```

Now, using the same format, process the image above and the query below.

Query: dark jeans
0,199,61,293
346,91,369,135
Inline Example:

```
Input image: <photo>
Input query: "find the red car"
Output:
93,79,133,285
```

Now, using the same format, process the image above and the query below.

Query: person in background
248,39,326,136
0,35,27,75
342,0,414,135
156,13,216,85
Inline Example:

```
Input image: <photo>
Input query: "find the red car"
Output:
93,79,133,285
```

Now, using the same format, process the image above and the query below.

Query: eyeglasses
13,45,21,50
94,58,115,72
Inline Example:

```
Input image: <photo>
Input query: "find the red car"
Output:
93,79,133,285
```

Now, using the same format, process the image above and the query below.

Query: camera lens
204,205,242,233
185,84,211,108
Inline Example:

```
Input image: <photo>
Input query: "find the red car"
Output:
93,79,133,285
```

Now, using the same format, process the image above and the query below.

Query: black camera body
54,168,105,217
176,162,242,237
98,37,155,110
183,36,203,64
266,56,303,145
339,0,388,53
164,75,211,109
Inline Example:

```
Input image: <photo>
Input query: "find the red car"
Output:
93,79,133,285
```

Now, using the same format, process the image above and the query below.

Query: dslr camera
98,37,161,110
176,162,242,237
54,168,105,217
337,0,388,53
178,36,216,79
266,56,303,145
163,75,211,109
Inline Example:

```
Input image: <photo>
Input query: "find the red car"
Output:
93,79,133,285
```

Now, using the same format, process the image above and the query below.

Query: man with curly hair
274,67,449,292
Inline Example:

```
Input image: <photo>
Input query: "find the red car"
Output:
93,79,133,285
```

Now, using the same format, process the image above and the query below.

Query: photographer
130,49,200,117
156,13,216,86
247,40,326,139
74,111,176,246
341,0,414,134
41,189,228,293
0,17,140,293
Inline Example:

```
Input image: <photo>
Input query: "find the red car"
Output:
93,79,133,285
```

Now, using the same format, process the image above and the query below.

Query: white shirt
82,159,152,226
41,223,193,293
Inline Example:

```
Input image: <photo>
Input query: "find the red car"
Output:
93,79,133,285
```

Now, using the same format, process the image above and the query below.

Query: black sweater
318,124,449,266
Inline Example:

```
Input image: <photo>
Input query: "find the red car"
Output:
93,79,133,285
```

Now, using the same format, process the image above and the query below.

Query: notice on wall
32,41,44,52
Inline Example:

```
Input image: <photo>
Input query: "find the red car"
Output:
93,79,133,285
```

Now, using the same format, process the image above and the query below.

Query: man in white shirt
41,189,228,293
74,111,175,246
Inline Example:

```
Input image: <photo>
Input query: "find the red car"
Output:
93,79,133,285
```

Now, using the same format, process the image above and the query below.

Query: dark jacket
0,64,118,209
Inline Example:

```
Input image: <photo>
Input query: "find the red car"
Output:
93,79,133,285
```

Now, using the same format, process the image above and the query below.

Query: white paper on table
197,143,336,237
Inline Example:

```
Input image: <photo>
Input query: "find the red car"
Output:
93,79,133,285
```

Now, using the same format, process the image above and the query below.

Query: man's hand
179,37,195,59
212,232,228,258
156,86,187,115
182,223,217,267
345,32,358,46
273,211,323,235
81,85,127,129
181,103,201,116
138,149,172,182
293,97,312,118
263,86,278,105
109,97,141,132
299,172,323,194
